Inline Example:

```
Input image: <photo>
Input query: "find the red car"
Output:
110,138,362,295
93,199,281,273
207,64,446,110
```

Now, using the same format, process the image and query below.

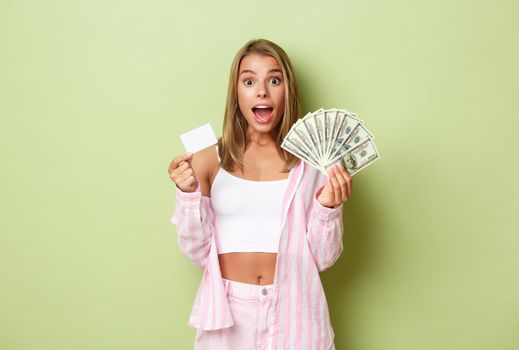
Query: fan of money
281,108,380,176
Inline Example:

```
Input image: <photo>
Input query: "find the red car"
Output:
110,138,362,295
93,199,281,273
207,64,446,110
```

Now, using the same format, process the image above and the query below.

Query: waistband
223,278,276,301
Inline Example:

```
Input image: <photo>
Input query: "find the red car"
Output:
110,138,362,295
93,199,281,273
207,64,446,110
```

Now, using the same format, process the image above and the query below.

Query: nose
256,82,268,98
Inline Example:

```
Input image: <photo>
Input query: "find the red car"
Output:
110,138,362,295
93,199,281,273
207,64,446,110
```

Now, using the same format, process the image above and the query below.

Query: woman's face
237,54,286,137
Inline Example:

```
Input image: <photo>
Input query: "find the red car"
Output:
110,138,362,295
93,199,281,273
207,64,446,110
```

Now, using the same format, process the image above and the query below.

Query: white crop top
210,146,289,253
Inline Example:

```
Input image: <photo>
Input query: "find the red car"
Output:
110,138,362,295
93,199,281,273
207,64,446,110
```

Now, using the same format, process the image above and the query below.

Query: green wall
1,0,517,349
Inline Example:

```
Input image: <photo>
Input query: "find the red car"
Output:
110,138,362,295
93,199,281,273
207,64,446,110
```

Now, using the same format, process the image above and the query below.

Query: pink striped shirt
171,159,344,349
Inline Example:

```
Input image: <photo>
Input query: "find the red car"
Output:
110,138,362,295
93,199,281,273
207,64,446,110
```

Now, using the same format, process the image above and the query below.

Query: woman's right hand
168,152,199,193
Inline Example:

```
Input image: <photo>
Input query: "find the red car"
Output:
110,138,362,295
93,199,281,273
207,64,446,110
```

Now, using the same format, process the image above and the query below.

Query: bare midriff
218,252,277,285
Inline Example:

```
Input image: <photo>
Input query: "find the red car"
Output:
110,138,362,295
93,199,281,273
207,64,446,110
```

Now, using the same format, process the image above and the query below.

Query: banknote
282,107,379,176
300,116,322,164
324,138,380,176
284,114,322,166
326,113,364,163
312,108,326,160
281,129,322,170
301,108,325,160
281,138,325,172
323,108,338,160
328,122,374,164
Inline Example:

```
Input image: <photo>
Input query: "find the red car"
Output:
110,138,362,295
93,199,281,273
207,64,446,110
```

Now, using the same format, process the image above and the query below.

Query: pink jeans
194,278,276,350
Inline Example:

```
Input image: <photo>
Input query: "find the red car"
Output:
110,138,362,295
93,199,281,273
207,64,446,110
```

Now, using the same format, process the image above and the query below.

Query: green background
1,0,517,349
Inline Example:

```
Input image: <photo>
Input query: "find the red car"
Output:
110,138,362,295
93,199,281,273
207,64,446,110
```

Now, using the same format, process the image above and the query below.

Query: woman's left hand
316,163,352,208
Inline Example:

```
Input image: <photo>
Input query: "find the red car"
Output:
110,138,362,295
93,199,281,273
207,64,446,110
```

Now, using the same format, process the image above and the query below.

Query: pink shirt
171,159,344,349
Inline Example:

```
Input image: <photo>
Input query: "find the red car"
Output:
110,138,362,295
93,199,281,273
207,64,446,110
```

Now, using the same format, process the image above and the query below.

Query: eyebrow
239,68,282,75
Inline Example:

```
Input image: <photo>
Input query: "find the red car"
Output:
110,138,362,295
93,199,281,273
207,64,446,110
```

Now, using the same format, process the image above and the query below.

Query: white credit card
179,123,218,153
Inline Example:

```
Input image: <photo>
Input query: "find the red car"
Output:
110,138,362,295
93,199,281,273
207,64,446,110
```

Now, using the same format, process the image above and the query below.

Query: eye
243,79,253,86
269,77,282,85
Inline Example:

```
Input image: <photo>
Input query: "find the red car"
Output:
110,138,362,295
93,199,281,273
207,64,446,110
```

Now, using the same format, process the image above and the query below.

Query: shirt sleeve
306,184,344,272
170,184,214,269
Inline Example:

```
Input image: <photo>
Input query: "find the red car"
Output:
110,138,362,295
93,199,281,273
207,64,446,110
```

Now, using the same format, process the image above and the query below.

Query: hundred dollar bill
336,108,363,124
328,122,374,164
285,116,321,163
281,138,325,173
282,124,321,166
323,108,338,161
283,107,379,176
326,113,363,163
325,138,380,176
316,109,327,160
326,109,345,156
297,114,324,166
302,108,325,160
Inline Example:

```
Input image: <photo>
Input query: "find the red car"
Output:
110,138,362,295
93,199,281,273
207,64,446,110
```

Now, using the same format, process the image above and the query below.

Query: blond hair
217,38,301,173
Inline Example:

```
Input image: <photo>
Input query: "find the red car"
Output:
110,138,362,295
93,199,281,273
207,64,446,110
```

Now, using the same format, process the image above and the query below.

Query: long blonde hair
218,39,301,173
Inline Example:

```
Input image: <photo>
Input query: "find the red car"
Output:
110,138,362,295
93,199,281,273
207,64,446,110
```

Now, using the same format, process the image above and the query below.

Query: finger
329,166,341,205
332,165,347,203
169,161,189,179
175,167,194,183
326,168,333,188
168,152,192,173
178,175,197,189
336,164,352,199
169,156,193,179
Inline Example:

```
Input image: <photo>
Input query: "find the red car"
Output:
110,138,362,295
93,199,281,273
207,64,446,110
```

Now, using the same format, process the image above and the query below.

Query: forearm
171,186,213,268
306,185,344,271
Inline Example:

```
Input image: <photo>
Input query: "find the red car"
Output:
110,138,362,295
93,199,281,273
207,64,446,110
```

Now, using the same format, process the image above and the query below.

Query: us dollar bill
328,122,374,164
325,138,380,176
282,107,379,176
303,108,326,160
326,113,363,163
285,115,322,165
336,108,364,124
300,114,323,164
323,108,338,161
281,138,325,172
282,123,321,168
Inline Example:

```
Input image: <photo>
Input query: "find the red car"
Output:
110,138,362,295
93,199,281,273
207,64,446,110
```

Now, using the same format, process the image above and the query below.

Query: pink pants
194,278,276,350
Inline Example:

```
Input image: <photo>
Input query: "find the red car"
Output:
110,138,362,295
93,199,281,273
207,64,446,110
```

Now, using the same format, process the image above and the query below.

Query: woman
168,39,352,350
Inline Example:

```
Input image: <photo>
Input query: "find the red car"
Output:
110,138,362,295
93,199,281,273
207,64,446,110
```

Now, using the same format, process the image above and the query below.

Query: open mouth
252,107,274,123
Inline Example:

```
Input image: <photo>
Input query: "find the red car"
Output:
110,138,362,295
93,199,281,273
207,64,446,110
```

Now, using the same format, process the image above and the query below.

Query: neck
247,130,276,147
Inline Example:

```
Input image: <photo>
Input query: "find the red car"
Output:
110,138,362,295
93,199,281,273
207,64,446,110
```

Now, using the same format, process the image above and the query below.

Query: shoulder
191,145,219,196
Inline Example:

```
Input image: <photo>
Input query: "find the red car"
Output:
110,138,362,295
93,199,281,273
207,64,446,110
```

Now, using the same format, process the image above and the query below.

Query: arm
169,146,218,269
306,182,345,272
171,184,213,269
